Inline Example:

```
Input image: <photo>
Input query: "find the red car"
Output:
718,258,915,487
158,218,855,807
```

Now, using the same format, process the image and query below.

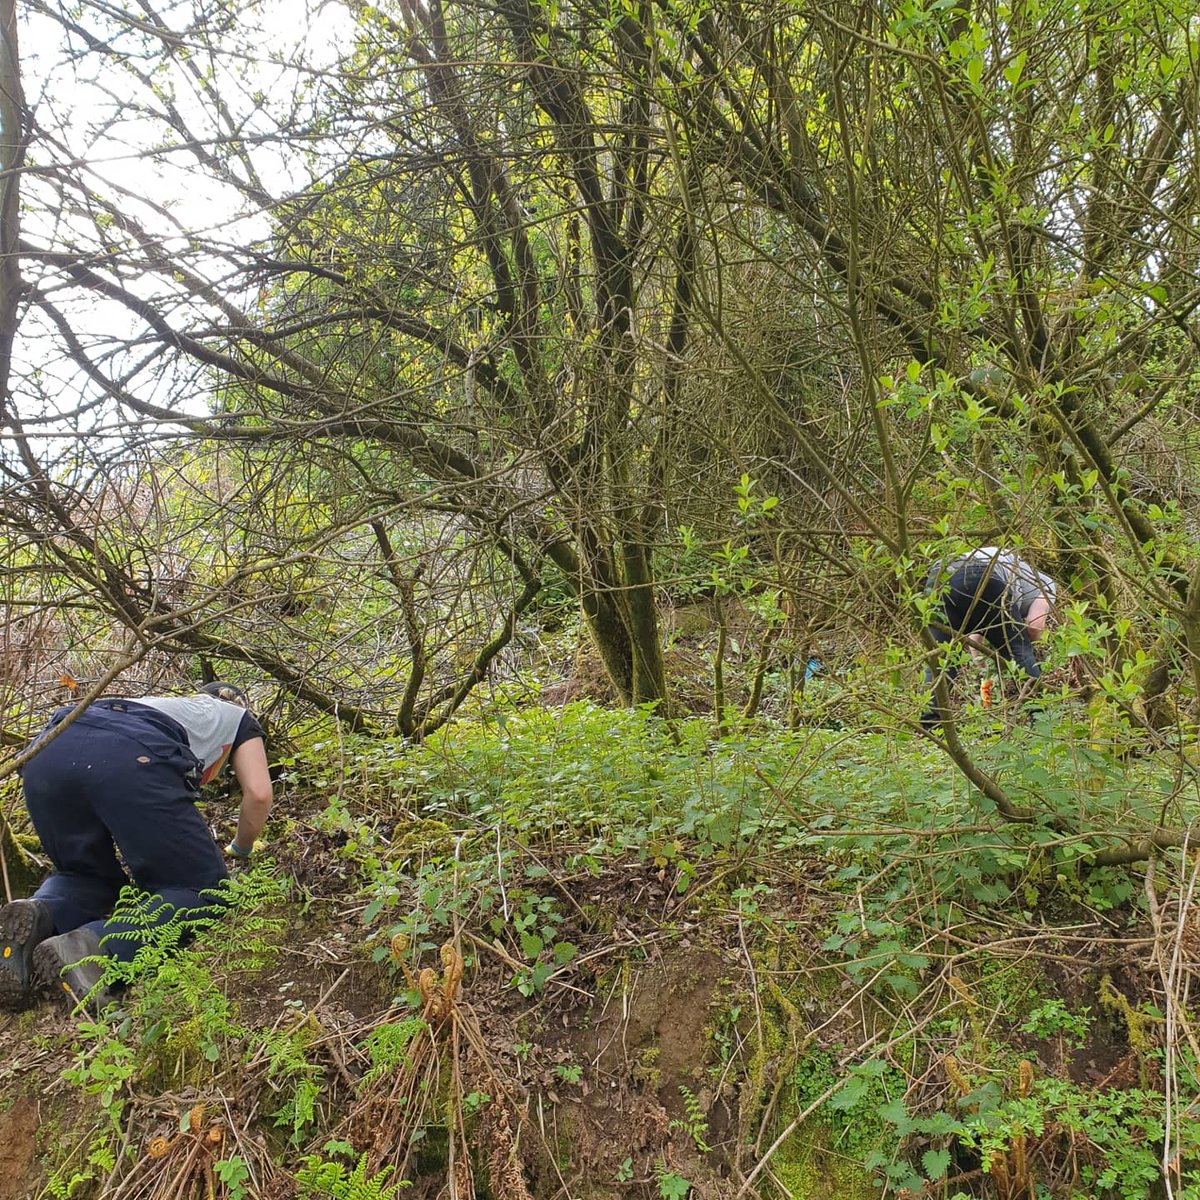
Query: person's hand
225,840,254,860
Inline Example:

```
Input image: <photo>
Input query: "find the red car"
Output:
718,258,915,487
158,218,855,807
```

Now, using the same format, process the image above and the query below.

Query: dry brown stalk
108,1103,232,1200
479,1103,534,1200
337,939,494,1194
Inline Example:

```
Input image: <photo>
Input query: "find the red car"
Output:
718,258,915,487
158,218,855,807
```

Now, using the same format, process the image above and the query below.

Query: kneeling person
0,683,271,1010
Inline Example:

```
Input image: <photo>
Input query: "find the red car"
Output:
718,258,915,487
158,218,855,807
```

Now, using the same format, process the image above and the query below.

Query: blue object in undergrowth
804,657,823,684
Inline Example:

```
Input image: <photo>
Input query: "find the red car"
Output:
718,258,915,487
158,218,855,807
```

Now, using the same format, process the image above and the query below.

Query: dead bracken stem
106,1101,230,1200
334,937,539,1199
1144,844,1200,1198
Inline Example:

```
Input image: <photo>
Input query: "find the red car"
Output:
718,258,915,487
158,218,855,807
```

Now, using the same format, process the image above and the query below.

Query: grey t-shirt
927,546,1057,618
137,695,262,785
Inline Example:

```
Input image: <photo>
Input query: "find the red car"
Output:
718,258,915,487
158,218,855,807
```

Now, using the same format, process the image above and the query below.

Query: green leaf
828,1077,868,1110
854,1058,890,1077
966,54,984,86
922,1148,951,1180
658,1171,692,1200
888,1162,925,1192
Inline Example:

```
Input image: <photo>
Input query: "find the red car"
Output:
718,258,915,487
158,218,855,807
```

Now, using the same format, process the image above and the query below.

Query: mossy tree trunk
0,810,42,899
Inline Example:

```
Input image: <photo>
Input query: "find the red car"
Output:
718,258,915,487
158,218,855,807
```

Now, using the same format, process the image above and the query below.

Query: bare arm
1026,595,1051,641
229,737,272,853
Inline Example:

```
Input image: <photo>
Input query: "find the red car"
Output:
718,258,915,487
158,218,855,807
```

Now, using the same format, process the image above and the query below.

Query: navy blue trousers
21,701,229,962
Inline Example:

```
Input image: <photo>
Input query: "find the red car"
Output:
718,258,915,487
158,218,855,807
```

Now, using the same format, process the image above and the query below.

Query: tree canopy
1,0,1199,839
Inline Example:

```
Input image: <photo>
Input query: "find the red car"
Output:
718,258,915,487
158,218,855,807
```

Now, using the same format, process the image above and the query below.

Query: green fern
275,1077,321,1146
96,864,287,988
261,1021,325,1144
361,1018,428,1084
89,871,290,1081
295,1152,409,1199
208,867,290,971
669,1085,711,1153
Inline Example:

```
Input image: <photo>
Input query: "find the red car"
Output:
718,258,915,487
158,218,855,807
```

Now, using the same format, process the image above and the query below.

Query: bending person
920,547,1056,727
0,683,272,1010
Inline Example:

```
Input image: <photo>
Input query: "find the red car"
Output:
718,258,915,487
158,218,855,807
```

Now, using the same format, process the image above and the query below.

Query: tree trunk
0,0,25,414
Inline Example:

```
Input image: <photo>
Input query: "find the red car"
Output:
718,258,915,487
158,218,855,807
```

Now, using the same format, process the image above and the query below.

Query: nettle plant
364,848,579,1000
798,1045,1200,1198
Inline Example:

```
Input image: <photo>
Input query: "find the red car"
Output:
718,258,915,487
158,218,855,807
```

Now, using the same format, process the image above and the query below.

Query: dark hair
201,681,250,708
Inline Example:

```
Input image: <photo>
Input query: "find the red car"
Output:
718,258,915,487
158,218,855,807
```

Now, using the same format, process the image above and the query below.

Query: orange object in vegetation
980,678,995,707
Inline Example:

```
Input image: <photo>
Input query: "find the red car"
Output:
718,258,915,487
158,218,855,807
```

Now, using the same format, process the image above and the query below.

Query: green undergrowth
310,702,1187,994
726,932,1200,1198
38,867,292,1197
28,862,457,1200
299,701,1200,1198
783,1041,1200,1197
23,700,1200,1199
308,698,1195,871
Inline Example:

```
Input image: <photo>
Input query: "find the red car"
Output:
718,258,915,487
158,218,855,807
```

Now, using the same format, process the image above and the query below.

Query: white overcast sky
11,0,359,448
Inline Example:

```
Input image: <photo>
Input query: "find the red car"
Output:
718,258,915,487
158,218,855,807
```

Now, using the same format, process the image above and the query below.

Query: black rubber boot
33,928,110,1014
0,899,55,1010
